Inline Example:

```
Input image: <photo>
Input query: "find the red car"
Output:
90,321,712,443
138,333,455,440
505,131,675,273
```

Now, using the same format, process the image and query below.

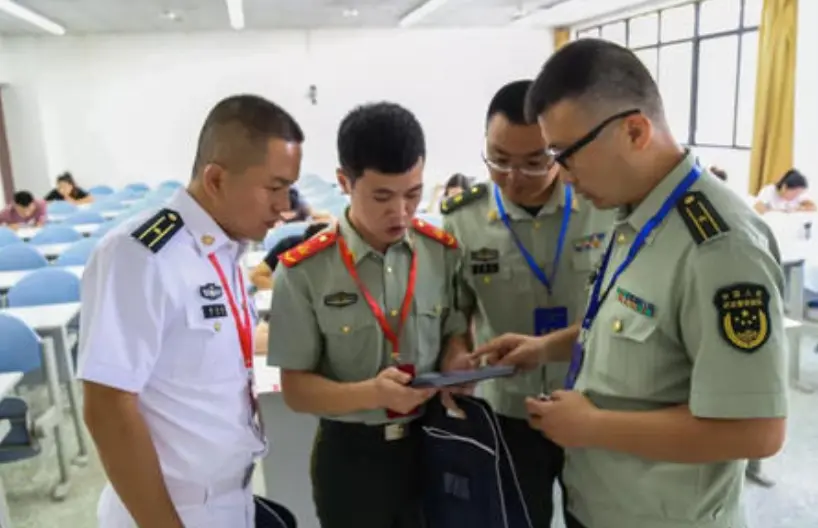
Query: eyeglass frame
546,109,641,169
481,149,555,178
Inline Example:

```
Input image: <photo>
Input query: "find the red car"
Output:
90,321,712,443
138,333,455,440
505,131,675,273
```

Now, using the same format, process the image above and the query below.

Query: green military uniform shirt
442,181,615,418
567,152,788,528
266,212,468,425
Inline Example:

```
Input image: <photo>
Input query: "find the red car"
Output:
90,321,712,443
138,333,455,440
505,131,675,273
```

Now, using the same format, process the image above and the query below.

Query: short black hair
192,94,304,178
445,173,471,192
777,169,808,189
304,221,330,240
526,39,663,122
337,102,425,182
486,80,533,127
710,166,728,182
268,222,330,272
57,172,75,185
13,191,33,207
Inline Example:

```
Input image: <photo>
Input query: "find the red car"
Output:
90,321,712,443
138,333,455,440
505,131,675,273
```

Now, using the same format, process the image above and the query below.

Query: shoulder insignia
714,282,771,353
676,191,730,245
412,218,458,249
131,208,184,253
440,183,488,215
278,229,338,268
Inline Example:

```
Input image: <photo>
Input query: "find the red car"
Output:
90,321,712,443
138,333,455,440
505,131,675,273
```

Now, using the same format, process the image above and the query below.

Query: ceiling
0,0,653,36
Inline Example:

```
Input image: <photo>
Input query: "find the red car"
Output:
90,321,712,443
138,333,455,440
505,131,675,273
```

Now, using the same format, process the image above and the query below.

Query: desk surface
34,243,73,259
1,302,81,331
0,266,84,292
0,372,23,399
254,290,271,315
17,223,101,241
243,250,266,270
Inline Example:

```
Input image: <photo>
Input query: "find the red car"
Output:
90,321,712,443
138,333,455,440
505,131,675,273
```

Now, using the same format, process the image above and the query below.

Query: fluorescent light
399,0,449,28
0,0,65,35
513,0,657,27
225,0,245,30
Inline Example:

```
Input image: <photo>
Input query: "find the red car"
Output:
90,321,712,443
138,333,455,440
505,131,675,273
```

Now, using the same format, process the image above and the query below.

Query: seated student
754,168,816,213
253,221,330,354
424,173,473,212
275,187,334,226
44,172,93,205
0,191,47,228
249,221,330,291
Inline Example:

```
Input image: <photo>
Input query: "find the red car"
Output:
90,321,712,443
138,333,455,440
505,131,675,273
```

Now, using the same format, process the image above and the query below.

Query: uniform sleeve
442,247,469,339
442,216,477,320
266,263,322,371
680,236,787,419
76,235,168,393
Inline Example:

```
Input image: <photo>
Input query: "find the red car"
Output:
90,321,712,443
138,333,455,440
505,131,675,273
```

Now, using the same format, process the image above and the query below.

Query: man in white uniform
78,94,303,528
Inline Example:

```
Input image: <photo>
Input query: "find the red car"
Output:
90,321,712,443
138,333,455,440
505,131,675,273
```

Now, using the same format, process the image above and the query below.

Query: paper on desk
253,356,281,393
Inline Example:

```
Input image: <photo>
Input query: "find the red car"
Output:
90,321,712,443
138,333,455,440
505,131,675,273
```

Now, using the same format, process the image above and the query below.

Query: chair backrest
0,244,48,271
7,267,81,307
87,198,127,213
29,225,82,245
55,237,97,266
124,183,150,194
0,226,22,248
158,180,183,190
263,222,310,251
88,185,115,196
416,212,443,228
62,211,106,226
46,201,77,216
0,314,42,373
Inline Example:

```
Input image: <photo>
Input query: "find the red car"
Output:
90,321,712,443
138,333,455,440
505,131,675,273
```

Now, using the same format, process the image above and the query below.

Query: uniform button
214,322,221,332
341,326,351,334
386,266,393,274
483,276,491,284
612,319,623,333
617,233,627,244
390,309,398,317
533,222,541,229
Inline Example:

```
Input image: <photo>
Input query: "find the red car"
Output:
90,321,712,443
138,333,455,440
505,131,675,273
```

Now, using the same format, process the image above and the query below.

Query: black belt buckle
242,464,255,489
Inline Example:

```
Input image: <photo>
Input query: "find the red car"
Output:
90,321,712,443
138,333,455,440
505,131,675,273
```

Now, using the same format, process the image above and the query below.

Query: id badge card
534,306,569,336
386,363,420,419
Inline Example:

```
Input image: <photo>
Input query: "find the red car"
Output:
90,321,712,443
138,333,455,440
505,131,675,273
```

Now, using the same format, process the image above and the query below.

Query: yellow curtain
554,28,571,50
747,0,798,195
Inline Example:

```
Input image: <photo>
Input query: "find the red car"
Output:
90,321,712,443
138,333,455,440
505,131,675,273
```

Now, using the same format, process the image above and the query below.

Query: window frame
574,0,759,150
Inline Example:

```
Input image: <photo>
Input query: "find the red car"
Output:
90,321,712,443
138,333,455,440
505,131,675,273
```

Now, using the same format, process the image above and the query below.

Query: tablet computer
410,365,516,389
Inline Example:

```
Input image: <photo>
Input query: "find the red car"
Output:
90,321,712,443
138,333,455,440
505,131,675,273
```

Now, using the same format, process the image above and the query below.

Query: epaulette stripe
130,208,184,253
440,183,488,215
278,230,338,268
412,218,458,249
676,191,729,245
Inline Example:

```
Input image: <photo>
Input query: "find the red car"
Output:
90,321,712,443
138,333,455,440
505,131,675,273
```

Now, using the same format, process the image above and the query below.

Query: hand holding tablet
409,365,516,389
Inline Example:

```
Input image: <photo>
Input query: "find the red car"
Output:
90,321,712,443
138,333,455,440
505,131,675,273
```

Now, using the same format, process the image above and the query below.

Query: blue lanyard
494,183,572,295
582,165,702,331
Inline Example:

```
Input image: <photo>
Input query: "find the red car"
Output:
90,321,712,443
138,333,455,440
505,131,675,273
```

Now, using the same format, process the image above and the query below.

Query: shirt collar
617,150,697,233
169,189,248,258
488,180,578,223
339,208,413,264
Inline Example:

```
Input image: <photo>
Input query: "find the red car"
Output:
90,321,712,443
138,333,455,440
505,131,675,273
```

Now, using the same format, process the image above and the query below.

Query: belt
164,464,255,506
319,419,419,442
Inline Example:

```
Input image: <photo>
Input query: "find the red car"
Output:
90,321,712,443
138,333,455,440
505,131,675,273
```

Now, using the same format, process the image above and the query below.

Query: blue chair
158,180,183,190
46,201,77,216
87,185,115,196
0,244,48,271
0,314,42,373
124,183,150,194
87,199,128,213
62,211,106,225
7,267,81,307
29,225,82,245
263,222,310,251
55,238,97,266
0,226,22,248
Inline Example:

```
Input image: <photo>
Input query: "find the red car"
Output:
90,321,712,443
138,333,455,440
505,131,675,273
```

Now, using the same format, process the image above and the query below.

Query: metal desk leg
746,459,775,487
787,324,815,393
58,327,89,465
0,420,13,528
785,261,805,319
42,338,71,501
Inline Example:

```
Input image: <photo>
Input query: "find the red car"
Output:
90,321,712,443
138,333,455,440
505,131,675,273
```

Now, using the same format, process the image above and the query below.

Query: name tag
202,304,228,319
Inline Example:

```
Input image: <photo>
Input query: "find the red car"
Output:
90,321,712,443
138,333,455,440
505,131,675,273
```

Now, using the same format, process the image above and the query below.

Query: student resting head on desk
45,171,93,205
0,191,47,229
754,168,815,214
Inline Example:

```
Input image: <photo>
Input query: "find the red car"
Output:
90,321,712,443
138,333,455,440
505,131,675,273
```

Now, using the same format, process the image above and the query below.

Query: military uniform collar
171,189,247,258
617,150,697,234
488,180,577,223
339,209,412,265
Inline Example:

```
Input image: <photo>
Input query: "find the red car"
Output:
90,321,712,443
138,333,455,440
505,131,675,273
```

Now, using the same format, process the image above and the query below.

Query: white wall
0,28,553,195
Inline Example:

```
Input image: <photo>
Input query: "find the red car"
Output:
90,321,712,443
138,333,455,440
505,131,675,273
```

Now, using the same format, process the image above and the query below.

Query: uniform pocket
415,300,444,373
168,303,237,382
316,306,381,382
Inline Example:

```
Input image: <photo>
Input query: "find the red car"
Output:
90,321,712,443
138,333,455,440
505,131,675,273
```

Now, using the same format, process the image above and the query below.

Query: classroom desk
1,303,89,474
256,357,319,528
0,266,84,295
0,372,22,528
34,243,73,261
16,223,101,241
255,290,272,318
243,250,266,270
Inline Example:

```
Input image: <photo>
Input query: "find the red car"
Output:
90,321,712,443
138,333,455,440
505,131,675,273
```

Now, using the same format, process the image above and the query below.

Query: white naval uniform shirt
77,189,266,486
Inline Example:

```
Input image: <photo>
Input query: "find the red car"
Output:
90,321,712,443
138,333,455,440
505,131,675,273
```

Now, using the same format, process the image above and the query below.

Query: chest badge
324,292,359,308
573,232,606,252
616,287,655,318
202,304,228,319
199,282,223,301
470,247,500,275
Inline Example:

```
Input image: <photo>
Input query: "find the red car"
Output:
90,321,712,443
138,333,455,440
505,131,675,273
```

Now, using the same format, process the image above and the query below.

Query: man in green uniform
473,39,788,528
266,102,471,528
441,79,613,526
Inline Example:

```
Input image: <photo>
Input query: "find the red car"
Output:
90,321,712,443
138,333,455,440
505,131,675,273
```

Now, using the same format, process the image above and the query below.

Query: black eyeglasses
546,109,641,169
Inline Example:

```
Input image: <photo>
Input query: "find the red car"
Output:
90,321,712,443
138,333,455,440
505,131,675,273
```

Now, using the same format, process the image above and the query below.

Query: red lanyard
337,235,417,362
207,253,252,370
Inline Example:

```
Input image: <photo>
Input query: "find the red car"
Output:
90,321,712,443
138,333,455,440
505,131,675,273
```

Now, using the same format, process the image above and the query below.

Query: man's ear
201,163,227,197
336,169,352,195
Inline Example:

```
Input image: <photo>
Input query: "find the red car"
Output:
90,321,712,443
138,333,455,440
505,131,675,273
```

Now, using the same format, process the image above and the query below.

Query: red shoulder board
278,229,338,268
411,218,458,249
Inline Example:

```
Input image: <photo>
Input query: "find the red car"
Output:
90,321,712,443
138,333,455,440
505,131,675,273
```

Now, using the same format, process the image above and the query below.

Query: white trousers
97,481,255,528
